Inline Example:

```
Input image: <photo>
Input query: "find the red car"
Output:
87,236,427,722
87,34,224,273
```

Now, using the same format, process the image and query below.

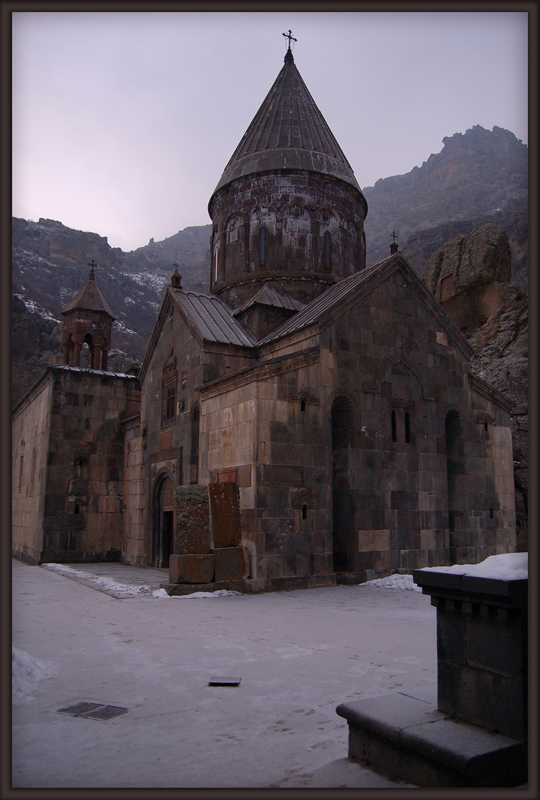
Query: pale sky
12,10,528,252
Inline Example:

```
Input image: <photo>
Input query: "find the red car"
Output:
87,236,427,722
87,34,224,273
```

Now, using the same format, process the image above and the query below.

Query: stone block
174,485,211,554
209,482,242,548
436,607,466,665
437,660,526,741
358,529,390,552
169,553,215,584
214,546,248,582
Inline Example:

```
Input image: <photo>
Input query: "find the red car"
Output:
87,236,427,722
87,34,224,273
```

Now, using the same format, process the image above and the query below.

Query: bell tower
61,260,115,370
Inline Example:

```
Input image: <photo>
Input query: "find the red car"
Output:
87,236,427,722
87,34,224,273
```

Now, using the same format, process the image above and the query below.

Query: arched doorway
154,476,174,568
331,396,354,572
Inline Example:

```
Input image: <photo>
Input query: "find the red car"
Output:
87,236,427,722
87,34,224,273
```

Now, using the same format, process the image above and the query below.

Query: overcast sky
12,10,528,252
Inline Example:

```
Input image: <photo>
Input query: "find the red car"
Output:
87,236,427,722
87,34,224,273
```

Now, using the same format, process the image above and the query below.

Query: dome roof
210,50,361,202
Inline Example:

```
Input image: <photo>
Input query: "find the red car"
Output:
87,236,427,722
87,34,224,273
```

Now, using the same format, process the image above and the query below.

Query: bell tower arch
60,260,115,370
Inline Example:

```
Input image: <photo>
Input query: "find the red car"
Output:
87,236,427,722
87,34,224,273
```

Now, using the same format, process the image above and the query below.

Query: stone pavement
12,559,437,789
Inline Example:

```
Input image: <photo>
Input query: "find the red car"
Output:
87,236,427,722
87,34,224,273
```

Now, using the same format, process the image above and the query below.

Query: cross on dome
282,29,297,49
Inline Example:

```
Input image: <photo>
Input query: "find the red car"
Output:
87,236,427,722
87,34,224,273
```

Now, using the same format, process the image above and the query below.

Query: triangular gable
233,284,305,316
138,289,176,383
139,286,255,383
257,253,474,360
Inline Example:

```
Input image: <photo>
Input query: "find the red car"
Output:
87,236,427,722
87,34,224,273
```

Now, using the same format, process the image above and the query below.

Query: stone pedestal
414,568,527,740
168,553,215,584
336,565,528,787
214,546,248,582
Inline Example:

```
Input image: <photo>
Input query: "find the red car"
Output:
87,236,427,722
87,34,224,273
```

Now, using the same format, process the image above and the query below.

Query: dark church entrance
332,397,355,572
154,476,174,568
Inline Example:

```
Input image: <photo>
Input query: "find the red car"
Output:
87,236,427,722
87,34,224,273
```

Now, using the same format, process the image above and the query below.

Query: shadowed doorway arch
154,476,174,568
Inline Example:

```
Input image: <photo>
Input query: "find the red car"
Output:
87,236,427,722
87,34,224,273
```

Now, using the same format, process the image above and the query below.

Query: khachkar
162,483,250,595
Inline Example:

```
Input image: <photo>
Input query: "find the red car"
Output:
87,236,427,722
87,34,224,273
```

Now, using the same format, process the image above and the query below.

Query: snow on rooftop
420,552,528,580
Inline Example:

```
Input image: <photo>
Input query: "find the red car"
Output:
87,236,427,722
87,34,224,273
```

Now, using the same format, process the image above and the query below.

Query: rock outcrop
423,224,512,334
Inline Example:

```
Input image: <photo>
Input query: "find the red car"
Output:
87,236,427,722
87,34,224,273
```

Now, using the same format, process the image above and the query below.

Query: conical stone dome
211,50,362,198
208,49,368,324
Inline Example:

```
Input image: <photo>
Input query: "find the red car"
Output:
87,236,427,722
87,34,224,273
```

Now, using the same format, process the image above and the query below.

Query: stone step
336,690,527,788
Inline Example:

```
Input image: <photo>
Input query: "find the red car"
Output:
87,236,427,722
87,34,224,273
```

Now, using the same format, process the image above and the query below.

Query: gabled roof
61,274,115,318
171,289,256,347
139,285,256,383
256,253,475,359
233,284,305,316
210,50,362,201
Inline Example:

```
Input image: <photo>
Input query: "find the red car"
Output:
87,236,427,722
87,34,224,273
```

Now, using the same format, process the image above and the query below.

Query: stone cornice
200,346,320,399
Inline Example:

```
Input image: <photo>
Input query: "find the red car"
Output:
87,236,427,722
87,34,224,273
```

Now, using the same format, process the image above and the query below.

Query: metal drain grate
57,702,128,720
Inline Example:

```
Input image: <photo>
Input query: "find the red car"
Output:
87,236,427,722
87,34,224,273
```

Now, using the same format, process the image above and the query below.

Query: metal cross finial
391,230,398,243
88,259,97,280
283,29,297,50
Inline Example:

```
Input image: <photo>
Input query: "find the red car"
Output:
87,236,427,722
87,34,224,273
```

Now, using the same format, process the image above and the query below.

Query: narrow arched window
391,410,397,442
259,227,266,266
190,406,200,484
302,505,307,520
300,397,307,413
404,411,411,443
324,231,332,269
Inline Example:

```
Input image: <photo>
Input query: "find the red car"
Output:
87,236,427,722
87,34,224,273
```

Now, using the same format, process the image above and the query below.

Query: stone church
12,45,517,592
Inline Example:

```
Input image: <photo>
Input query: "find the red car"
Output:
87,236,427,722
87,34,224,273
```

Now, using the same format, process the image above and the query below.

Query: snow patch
359,573,422,592
42,563,153,598
113,321,137,336
123,271,169,293
12,647,56,703
421,552,528,580
152,588,241,599
20,297,61,323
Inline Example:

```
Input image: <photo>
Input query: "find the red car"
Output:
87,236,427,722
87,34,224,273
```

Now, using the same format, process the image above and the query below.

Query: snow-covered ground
12,559,437,789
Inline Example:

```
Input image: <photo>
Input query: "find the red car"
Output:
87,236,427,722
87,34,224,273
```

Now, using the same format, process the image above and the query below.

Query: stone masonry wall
198,264,515,585
122,417,146,565
40,368,140,562
209,171,367,310
12,374,54,563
